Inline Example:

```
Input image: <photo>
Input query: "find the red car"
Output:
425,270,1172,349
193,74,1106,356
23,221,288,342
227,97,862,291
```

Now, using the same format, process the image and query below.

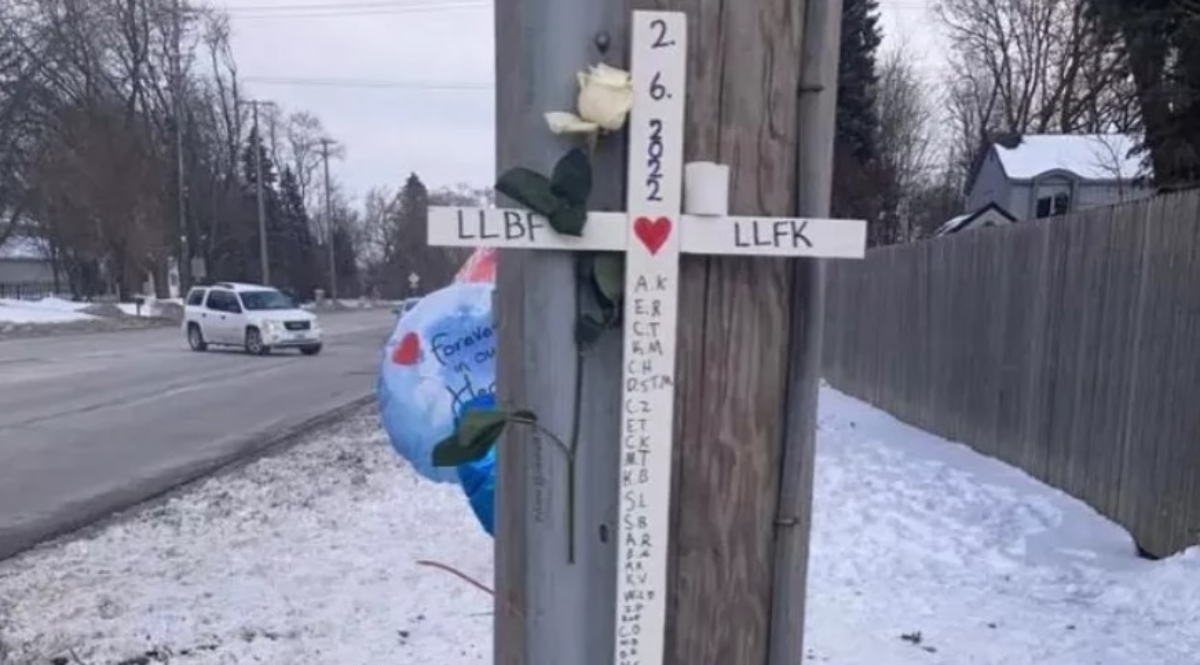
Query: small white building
934,201,1018,236
937,134,1155,237
0,236,55,296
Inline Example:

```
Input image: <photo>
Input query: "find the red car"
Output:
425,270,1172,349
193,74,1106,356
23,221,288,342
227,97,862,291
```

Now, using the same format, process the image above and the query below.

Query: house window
1035,179,1072,219
1035,193,1071,218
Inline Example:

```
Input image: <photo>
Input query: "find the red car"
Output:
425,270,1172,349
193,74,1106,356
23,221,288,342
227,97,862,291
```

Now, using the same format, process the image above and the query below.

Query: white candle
683,161,730,216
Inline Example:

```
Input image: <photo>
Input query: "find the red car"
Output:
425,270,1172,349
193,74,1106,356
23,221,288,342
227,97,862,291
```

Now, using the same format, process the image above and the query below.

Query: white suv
183,282,323,356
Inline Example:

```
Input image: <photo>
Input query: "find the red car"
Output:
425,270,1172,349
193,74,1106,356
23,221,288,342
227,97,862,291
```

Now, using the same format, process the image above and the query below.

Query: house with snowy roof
936,134,1154,237
0,235,55,292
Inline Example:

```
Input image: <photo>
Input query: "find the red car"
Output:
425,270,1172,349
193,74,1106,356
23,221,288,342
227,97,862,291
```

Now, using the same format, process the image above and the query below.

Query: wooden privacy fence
823,190,1200,558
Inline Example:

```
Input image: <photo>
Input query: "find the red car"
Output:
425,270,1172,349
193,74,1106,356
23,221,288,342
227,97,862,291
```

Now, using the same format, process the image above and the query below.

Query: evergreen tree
241,128,276,189
370,172,467,296
388,173,431,289
836,0,882,165
238,128,286,284
332,223,359,296
396,172,429,237
1088,0,1200,188
279,167,318,299
831,0,885,242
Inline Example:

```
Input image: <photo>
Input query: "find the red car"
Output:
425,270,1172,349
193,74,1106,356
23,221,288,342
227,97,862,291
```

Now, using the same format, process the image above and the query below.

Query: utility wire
223,1,487,19
222,0,473,10
242,75,493,90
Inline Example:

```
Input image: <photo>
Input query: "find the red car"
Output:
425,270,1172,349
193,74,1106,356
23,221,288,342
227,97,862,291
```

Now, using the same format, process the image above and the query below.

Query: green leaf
576,313,607,348
432,433,468,467
458,408,509,450
549,204,587,237
496,168,562,218
550,148,593,207
432,409,509,467
592,253,625,305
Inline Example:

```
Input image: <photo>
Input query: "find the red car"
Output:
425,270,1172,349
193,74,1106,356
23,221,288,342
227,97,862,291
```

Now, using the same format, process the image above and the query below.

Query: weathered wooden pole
492,0,841,662
660,0,813,662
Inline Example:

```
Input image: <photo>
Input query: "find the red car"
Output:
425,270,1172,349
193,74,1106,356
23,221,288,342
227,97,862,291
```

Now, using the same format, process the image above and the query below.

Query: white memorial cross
427,10,866,665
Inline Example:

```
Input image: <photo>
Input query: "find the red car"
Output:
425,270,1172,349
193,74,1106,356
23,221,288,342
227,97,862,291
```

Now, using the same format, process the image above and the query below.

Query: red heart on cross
392,332,420,365
634,216,672,255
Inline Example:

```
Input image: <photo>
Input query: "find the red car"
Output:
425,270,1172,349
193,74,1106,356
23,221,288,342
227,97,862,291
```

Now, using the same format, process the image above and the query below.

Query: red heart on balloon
392,332,420,365
634,216,672,255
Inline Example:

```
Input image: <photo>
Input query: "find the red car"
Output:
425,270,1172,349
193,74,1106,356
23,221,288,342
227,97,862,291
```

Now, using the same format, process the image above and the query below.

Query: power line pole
244,99,272,285
268,110,279,165
769,0,845,662
172,0,190,292
493,0,625,663
319,137,337,300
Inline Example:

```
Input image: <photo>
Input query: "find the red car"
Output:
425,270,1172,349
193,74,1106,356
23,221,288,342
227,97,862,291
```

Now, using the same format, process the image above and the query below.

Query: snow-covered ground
0,297,95,324
807,388,1198,664
1,388,1197,664
115,298,183,318
0,414,492,664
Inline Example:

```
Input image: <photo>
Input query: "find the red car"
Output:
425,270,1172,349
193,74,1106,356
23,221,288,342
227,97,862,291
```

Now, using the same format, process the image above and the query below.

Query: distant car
183,282,323,356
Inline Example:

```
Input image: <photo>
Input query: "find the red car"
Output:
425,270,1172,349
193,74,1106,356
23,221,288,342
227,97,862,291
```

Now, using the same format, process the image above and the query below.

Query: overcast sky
227,0,945,203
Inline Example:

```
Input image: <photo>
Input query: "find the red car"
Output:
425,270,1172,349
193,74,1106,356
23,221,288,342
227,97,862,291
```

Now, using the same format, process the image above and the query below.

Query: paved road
0,309,395,560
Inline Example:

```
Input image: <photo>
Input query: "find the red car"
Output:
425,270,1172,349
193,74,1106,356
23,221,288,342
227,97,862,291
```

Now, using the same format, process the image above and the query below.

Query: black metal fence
0,282,67,300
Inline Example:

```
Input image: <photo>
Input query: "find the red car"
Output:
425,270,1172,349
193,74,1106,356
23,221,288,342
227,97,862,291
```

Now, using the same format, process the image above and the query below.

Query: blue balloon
457,392,497,536
377,282,497,535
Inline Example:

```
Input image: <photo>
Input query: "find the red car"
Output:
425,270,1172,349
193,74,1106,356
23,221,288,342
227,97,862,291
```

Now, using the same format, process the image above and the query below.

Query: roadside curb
0,393,377,563
0,318,178,343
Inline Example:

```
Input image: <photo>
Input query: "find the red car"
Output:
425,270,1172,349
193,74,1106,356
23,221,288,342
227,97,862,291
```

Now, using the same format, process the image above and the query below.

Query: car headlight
264,320,282,333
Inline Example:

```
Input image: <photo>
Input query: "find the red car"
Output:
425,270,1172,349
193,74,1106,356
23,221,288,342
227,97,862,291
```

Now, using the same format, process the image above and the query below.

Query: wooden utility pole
172,0,190,291
244,99,272,285
491,0,845,664
319,138,338,299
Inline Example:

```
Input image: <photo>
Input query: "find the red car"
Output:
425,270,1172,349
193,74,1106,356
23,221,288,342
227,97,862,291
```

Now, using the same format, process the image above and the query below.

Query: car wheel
187,323,208,351
245,327,270,356
300,344,323,356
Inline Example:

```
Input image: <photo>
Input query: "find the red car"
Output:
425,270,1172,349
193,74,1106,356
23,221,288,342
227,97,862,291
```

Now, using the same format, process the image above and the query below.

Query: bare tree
29,101,169,297
875,48,938,242
357,185,393,269
937,0,1139,182
283,111,341,212
0,0,355,296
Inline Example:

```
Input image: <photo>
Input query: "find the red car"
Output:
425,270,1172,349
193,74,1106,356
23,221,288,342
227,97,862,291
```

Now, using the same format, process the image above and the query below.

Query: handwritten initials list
613,12,686,665
616,272,673,665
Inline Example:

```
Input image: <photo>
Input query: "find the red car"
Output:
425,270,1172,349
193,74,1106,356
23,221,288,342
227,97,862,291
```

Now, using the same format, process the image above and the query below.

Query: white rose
545,111,598,135
576,64,633,131
544,63,634,136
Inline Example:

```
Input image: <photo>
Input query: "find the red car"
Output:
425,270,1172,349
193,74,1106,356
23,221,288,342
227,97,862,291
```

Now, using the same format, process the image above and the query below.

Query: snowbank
0,298,95,324
116,298,184,319
0,412,492,664
1,389,1196,664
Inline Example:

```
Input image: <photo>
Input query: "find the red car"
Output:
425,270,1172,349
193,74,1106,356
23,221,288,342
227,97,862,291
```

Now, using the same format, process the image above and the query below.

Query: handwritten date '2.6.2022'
643,18,676,205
